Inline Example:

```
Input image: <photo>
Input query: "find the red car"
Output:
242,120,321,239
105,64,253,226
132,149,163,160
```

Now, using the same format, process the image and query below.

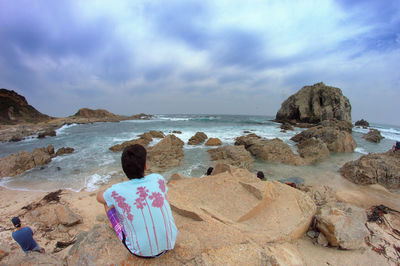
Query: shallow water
0,114,399,192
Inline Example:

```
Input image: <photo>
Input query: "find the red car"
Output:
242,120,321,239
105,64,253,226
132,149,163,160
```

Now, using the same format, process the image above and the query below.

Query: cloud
0,0,399,124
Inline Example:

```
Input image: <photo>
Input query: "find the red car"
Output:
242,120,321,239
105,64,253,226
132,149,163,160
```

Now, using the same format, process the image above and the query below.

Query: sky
0,0,399,125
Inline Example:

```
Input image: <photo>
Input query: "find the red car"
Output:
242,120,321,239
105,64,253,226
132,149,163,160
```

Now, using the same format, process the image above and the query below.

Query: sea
0,114,399,192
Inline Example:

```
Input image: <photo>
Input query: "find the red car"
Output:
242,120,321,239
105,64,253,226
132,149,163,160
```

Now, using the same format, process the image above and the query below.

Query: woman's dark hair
121,144,147,179
206,167,213,176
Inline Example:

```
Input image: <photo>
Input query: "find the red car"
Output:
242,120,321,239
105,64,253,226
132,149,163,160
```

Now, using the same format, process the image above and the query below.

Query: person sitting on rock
97,144,178,258
392,141,400,152
11,217,45,253
257,171,266,181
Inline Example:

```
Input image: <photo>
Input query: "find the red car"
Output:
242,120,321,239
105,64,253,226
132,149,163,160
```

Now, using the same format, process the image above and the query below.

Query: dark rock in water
363,129,384,143
355,119,369,127
37,130,56,139
55,147,74,156
188,132,208,145
340,150,400,189
278,177,305,186
172,130,182,134
56,166,61,171
9,134,23,142
276,82,352,124
280,123,294,131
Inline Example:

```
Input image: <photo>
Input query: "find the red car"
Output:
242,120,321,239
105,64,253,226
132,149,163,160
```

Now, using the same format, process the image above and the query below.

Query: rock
355,119,369,127
74,108,118,118
234,133,261,148
109,136,152,152
0,88,50,124
297,137,330,163
340,150,400,189
0,240,10,260
54,205,82,226
210,163,233,175
188,132,208,145
2,251,60,265
363,129,384,143
147,135,184,172
276,82,352,124
306,230,317,239
9,134,23,142
55,147,74,156
315,202,369,249
317,233,329,246
96,214,107,222
318,119,353,133
207,145,253,169
47,144,55,156
205,137,222,146
68,168,315,265
280,123,294,131
246,138,305,166
149,130,165,138
32,148,52,166
37,130,56,139
138,132,154,141
291,125,357,152
0,151,35,178
172,130,182,134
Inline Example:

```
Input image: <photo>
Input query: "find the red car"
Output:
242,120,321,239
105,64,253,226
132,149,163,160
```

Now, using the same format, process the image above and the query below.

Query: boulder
54,205,83,226
147,135,184,172
109,136,152,152
47,144,55,156
207,145,253,169
205,138,222,146
276,82,352,124
172,130,182,134
355,119,369,127
280,123,294,131
0,151,35,178
340,150,400,189
149,130,165,138
33,148,52,166
315,202,369,249
68,168,315,265
37,130,56,139
297,137,330,163
9,134,23,142
138,132,154,141
55,147,75,156
291,126,356,152
188,132,208,145
363,129,384,143
234,133,261,148
246,138,305,166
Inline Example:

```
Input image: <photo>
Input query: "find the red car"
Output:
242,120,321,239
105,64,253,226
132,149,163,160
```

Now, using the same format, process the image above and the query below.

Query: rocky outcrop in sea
276,82,352,124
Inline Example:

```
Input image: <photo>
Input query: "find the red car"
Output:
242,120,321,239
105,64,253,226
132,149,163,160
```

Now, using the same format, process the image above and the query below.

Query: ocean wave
355,147,368,155
85,173,112,192
56,123,78,135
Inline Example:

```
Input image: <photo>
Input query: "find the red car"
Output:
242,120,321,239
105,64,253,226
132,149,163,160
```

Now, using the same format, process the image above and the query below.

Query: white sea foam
85,173,112,192
56,123,78,135
355,147,368,155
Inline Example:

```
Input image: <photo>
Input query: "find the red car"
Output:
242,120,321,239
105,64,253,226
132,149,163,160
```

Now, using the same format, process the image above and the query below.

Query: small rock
56,147,75,156
205,138,222,146
188,132,208,145
55,205,82,226
317,233,329,247
96,214,107,222
306,230,317,239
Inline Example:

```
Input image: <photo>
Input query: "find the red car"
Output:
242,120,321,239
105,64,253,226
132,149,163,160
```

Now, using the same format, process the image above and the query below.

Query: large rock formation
0,88,50,124
355,119,369,127
67,167,316,265
340,150,400,189
276,82,352,124
291,125,356,153
363,129,384,143
73,108,119,119
147,135,185,172
235,134,305,165
207,145,254,169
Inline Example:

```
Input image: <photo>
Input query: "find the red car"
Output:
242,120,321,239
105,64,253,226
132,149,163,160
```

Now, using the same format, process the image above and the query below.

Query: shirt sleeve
103,186,115,208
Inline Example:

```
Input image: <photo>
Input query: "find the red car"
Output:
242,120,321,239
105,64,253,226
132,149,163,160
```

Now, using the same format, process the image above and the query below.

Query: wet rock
47,144,55,156
355,119,369,127
291,125,356,152
54,205,82,226
188,132,208,145
55,147,75,156
37,130,56,139
33,147,52,166
276,82,352,124
297,137,330,163
172,130,182,134
318,119,353,133
205,137,222,146
9,134,23,142
280,123,294,131
109,136,152,152
147,135,184,172
340,150,400,189
207,145,253,169
234,133,261,148
315,202,369,250
149,130,165,138
363,129,384,143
